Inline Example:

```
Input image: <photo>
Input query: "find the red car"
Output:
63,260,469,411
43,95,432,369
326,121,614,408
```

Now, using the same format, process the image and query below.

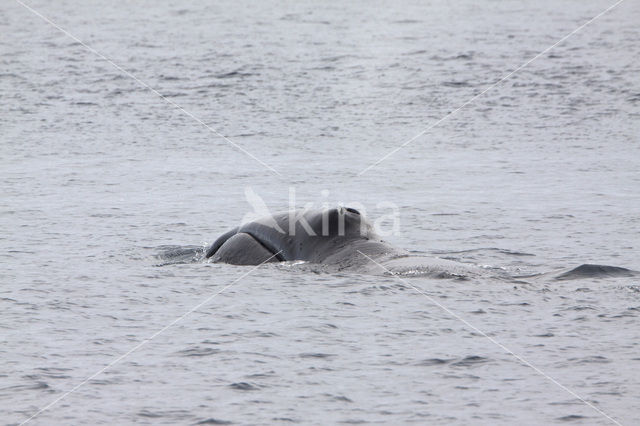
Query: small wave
195,418,233,425
417,358,454,366
442,81,472,88
32,367,72,379
216,70,255,79
299,352,335,359
395,270,469,280
393,19,422,24
155,245,205,265
2,381,50,391
568,355,610,364
404,49,427,56
451,356,490,367
557,415,587,421
430,53,474,61
138,410,162,418
176,347,220,357
160,92,188,98
0,72,22,79
320,55,355,63
431,247,534,257
417,356,489,368
229,382,260,391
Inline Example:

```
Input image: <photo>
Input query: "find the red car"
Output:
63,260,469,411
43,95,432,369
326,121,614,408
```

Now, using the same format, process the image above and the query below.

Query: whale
205,206,407,268
202,207,635,280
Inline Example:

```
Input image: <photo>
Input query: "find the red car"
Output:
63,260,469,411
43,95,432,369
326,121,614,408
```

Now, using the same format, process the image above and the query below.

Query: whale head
298,206,375,239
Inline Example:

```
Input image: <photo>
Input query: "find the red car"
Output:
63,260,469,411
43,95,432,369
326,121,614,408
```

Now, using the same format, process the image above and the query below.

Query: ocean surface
2,0,640,424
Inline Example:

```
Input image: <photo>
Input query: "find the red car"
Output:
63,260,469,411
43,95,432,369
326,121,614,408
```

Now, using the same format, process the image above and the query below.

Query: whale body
202,207,635,281
206,207,408,269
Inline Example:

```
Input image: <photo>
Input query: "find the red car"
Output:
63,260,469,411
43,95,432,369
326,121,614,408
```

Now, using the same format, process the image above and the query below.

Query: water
2,0,640,424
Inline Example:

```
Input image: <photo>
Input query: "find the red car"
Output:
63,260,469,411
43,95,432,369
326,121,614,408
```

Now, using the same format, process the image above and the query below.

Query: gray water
2,0,640,424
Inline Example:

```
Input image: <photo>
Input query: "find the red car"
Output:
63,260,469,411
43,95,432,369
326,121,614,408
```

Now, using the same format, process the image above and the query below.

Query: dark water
2,0,640,424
